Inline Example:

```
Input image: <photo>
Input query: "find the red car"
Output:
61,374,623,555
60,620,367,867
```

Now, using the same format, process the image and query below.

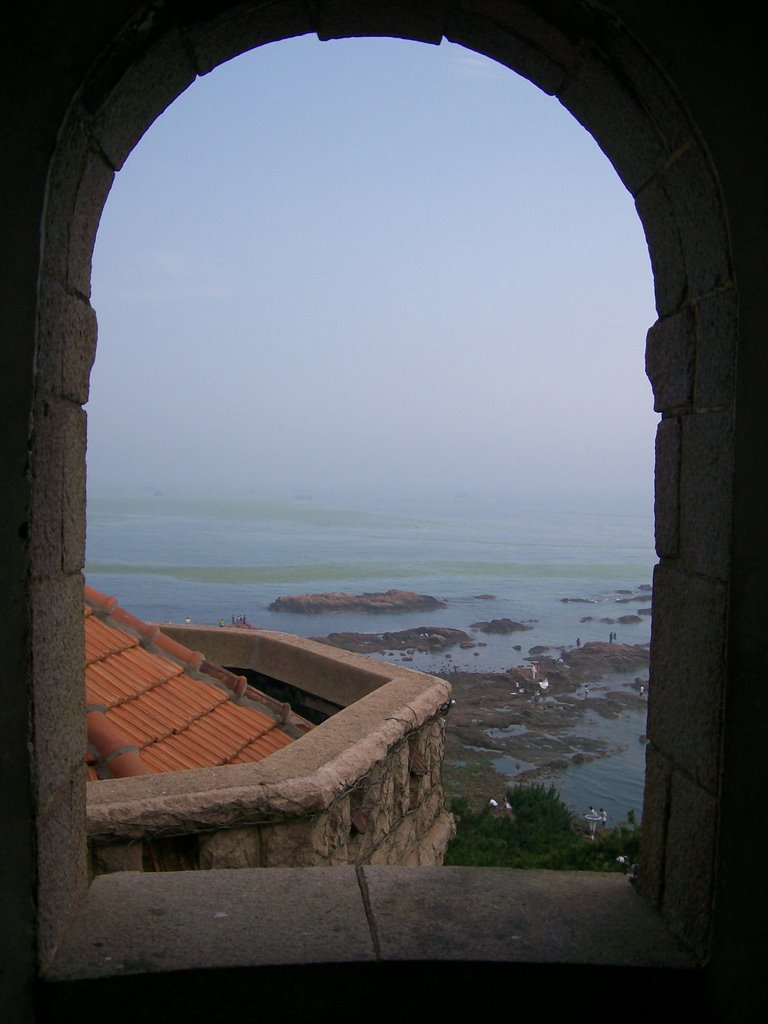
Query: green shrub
444,785,640,871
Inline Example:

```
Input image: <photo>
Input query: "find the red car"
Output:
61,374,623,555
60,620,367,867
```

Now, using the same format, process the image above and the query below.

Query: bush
444,785,640,871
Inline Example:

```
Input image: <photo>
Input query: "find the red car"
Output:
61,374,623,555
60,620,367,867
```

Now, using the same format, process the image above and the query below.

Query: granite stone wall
87,631,455,875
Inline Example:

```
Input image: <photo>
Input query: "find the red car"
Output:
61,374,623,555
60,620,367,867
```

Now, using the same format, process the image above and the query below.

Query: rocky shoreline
267,585,652,813
438,641,650,810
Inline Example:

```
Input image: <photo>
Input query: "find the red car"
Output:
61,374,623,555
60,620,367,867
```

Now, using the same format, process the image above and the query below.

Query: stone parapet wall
88,630,455,875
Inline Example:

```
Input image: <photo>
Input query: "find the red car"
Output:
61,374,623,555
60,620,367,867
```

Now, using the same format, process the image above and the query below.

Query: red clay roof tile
84,584,311,780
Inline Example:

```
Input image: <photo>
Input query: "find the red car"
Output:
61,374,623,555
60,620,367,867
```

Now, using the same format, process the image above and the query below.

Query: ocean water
85,494,654,819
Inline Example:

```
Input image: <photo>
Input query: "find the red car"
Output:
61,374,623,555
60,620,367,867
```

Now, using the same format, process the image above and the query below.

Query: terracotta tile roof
84,585,313,781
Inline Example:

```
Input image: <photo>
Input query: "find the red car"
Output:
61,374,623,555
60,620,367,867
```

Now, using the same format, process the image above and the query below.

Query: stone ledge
45,865,696,982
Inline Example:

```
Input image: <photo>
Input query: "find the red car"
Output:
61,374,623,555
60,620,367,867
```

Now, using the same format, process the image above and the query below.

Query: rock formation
269,588,446,614
470,618,533,634
311,626,473,655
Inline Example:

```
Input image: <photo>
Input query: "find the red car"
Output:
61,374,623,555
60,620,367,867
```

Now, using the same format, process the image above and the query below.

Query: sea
85,493,655,823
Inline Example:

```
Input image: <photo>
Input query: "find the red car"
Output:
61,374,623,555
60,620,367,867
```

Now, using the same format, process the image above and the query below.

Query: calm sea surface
86,494,654,820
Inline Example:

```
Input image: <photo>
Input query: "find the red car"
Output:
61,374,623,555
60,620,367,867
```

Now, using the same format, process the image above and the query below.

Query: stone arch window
31,0,734,977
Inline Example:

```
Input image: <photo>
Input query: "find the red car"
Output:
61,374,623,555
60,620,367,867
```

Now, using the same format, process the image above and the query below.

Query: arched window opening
86,35,657,836
28,3,736,989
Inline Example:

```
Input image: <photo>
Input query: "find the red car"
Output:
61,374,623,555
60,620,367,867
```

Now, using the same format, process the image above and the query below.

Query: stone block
654,417,680,557
637,743,671,906
661,145,731,302
598,19,693,154
392,743,411,818
198,825,261,869
558,51,667,196
91,840,144,876
694,286,737,409
365,764,396,845
679,410,734,580
67,151,116,300
409,810,456,866
324,795,352,858
90,28,196,172
259,817,319,867
414,785,449,837
36,274,98,406
316,0,444,43
38,105,113,301
372,814,418,866
186,0,314,75
663,770,718,961
29,397,86,579
645,310,695,412
635,174,687,317
648,565,725,792
444,10,568,95
36,774,88,970
32,574,87,811
41,115,98,291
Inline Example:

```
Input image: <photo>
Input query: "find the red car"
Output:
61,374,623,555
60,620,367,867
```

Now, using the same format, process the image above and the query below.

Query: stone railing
86,628,455,875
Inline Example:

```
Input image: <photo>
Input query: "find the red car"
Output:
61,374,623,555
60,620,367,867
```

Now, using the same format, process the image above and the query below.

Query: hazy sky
88,34,657,512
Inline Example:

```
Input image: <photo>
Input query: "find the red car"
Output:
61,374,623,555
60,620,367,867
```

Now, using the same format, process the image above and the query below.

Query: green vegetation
444,784,640,871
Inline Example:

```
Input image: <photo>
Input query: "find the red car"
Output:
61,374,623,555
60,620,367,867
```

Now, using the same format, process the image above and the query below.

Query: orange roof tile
84,585,313,780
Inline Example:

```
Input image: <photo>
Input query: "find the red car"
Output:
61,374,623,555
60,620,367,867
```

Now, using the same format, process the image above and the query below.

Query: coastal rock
311,626,473,655
618,614,642,624
269,588,446,614
504,641,650,689
470,617,532,634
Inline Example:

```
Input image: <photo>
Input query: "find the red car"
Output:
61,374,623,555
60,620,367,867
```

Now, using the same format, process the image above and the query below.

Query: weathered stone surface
186,0,313,75
663,770,718,960
645,309,695,412
679,410,734,580
316,0,443,43
637,743,671,907
648,565,725,791
654,416,681,557
444,9,568,95
559,50,667,195
32,574,87,811
91,841,144,876
661,145,731,301
635,174,687,316
37,776,88,968
90,27,196,171
36,274,98,405
694,286,737,409
198,826,261,870
30,397,87,579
